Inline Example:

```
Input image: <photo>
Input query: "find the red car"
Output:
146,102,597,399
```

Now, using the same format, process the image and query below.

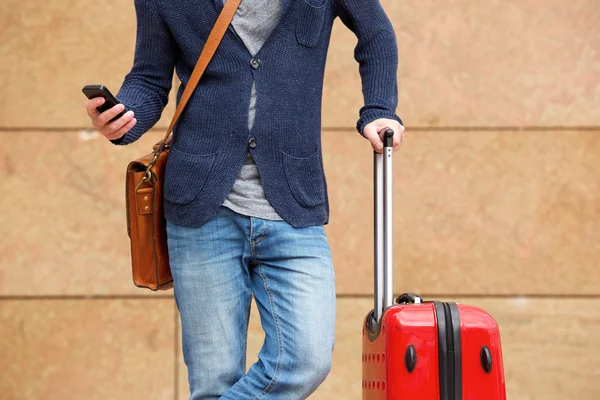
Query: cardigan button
250,58,261,70
248,138,257,149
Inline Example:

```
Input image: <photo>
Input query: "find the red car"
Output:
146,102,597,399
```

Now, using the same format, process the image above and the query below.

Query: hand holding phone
82,84,136,141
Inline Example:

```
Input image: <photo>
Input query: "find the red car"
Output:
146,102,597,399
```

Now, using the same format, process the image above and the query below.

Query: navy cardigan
114,0,402,228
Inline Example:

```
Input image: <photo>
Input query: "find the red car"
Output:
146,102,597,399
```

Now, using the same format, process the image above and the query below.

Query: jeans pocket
163,145,218,204
282,147,326,207
295,0,327,48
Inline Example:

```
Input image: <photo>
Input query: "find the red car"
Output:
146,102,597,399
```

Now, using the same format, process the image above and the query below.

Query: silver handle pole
374,129,395,321
374,152,384,321
383,130,394,310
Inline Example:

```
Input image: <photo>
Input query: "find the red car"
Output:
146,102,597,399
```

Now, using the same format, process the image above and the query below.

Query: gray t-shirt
220,0,284,220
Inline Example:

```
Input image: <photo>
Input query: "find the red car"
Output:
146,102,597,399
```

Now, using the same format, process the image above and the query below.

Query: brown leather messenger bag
125,0,242,291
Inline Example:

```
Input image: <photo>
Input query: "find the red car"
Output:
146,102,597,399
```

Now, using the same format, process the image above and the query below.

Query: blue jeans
167,205,336,400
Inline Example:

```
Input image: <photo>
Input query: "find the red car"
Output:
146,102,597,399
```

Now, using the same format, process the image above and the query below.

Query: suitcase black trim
365,309,382,342
434,302,462,400
365,304,397,342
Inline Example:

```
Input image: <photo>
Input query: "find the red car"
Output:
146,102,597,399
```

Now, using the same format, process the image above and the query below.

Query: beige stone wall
1,1,599,399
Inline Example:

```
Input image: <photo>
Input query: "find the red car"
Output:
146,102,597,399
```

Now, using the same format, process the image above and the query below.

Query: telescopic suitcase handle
374,128,395,322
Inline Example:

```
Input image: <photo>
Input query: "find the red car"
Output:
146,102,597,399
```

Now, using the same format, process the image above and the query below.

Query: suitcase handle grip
382,128,394,146
374,128,395,321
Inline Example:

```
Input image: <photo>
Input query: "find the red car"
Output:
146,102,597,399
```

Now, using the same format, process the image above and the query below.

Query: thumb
363,124,383,152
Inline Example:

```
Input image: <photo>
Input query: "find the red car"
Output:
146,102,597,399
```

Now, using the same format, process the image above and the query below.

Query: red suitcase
361,130,507,400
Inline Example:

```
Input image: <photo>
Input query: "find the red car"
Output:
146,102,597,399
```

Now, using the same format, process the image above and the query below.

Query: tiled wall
1,1,599,399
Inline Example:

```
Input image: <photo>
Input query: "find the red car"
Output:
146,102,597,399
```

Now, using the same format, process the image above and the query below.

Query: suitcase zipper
443,303,456,400
435,302,463,400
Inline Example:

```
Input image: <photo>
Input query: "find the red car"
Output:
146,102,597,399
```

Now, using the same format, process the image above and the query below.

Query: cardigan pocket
295,0,327,48
163,145,217,204
282,147,326,207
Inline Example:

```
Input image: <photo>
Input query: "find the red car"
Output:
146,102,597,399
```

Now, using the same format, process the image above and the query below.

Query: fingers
363,119,406,153
85,97,134,141
363,125,384,153
392,125,405,152
377,124,405,153
85,97,105,118
104,116,137,140
99,110,135,138
93,103,126,128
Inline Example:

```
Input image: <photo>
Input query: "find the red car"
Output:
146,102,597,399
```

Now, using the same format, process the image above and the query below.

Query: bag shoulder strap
153,0,242,157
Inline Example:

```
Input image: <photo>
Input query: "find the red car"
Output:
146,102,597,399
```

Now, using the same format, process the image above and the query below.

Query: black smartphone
82,84,125,122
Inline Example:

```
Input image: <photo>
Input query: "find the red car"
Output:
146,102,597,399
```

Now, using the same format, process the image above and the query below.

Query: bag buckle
135,152,160,191
148,153,159,168
135,167,153,192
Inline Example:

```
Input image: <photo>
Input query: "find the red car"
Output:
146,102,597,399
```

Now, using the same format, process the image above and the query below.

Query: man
85,0,404,398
